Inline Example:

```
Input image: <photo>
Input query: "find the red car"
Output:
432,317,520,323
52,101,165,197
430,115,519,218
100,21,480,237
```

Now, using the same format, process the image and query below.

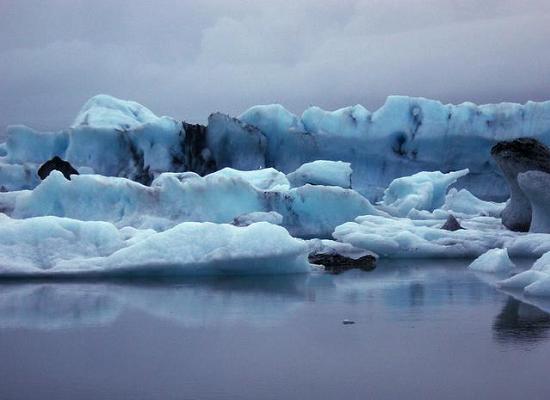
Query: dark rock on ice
308,253,376,274
441,214,464,231
37,156,79,180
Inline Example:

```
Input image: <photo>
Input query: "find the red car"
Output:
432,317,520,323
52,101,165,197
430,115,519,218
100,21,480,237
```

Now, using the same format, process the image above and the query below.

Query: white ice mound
442,188,505,217
287,160,352,188
498,252,550,296
68,222,312,277
381,169,469,217
0,216,312,277
468,248,515,273
2,169,378,238
208,167,290,190
72,94,163,129
0,214,126,272
333,214,550,259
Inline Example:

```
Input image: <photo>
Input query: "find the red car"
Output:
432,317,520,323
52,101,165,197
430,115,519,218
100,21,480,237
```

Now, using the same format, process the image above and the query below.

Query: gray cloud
1,0,550,132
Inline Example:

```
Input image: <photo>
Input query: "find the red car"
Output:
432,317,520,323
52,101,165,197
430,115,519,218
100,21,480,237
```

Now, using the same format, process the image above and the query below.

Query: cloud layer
1,0,550,131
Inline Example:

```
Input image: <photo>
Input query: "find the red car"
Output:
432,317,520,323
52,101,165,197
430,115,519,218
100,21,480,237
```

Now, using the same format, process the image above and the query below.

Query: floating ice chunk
497,251,550,295
468,248,516,273
0,216,312,277
208,167,290,191
3,169,377,238
0,214,126,272
287,160,352,188
442,188,505,217
333,214,550,259
498,270,548,289
233,211,283,227
59,222,312,277
381,169,470,217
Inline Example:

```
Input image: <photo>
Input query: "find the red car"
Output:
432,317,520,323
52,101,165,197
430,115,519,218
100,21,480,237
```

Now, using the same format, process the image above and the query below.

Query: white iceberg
381,169,469,217
333,214,550,259
287,160,352,188
468,248,516,273
1,169,379,238
0,215,312,277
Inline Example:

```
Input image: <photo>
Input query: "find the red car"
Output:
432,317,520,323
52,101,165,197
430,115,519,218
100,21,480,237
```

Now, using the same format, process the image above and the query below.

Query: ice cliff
3,94,550,200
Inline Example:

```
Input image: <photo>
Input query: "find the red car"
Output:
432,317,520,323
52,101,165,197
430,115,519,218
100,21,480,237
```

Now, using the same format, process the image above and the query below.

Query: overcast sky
1,0,550,132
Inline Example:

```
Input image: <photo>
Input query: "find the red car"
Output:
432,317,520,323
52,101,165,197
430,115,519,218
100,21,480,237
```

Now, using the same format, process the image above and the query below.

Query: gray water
1,259,550,400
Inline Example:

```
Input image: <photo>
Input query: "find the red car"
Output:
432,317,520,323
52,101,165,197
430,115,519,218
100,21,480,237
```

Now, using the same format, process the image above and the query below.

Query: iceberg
380,169,469,217
4,94,550,201
333,214,550,259
1,169,379,238
0,216,312,277
287,160,352,188
441,188,504,217
498,252,550,297
468,248,516,273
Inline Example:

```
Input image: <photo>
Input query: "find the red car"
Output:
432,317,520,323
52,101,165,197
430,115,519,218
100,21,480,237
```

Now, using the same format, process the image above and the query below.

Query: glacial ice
232,211,283,227
2,94,550,275
1,169,378,238
333,214,550,259
468,248,516,273
380,169,469,217
207,167,290,190
441,188,504,217
4,94,550,200
498,252,550,297
0,215,312,277
287,160,352,189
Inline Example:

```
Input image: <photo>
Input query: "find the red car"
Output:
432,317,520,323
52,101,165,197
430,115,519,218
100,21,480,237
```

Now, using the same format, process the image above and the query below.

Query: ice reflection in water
1,260,549,346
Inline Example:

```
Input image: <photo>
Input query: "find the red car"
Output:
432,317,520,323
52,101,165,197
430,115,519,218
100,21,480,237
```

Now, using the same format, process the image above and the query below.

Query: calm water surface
1,259,550,400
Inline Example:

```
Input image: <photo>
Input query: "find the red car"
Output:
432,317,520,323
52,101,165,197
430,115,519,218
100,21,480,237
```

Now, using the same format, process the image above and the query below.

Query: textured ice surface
381,169,469,217
0,216,311,277
1,169,378,238
499,252,550,297
333,214,550,259
287,160,352,188
4,95,550,200
232,211,283,227
442,188,504,217
468,248,516,273
208,167,290,191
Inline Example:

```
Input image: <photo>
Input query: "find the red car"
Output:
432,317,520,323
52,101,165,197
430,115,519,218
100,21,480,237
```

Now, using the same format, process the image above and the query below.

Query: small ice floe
468,248,516,273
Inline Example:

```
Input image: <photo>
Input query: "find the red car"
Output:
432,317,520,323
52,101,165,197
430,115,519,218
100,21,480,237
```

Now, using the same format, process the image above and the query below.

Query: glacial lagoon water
1,259,550,400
